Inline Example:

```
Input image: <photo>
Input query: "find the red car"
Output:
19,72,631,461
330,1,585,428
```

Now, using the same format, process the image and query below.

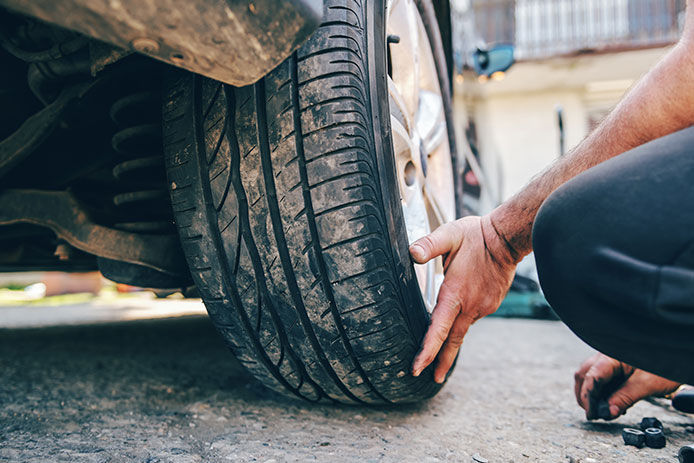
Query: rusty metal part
54,242,73,261
0,0,323,86
0,82,93,178
0,189,186,277
88,40,132,76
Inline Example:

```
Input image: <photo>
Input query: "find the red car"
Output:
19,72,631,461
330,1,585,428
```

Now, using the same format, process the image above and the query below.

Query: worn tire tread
163,0,442,404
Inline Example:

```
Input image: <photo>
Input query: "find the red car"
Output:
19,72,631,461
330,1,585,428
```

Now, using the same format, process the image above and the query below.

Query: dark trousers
533,127,694,385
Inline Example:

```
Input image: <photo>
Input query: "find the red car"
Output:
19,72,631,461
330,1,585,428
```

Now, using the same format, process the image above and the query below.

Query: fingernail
412,368,421,377
434,374,444,384
409,244,424,260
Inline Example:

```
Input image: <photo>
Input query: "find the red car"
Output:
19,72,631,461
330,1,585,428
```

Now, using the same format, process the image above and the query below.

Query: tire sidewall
365,0,455,344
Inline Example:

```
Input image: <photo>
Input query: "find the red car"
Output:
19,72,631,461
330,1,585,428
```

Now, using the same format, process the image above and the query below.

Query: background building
452,0,685,211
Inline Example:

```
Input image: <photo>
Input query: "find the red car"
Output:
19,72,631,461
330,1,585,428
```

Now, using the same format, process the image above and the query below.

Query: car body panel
0,0,323,86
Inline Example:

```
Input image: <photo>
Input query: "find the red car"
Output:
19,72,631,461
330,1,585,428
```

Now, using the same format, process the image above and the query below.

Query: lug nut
679,445,694,463
644,427,666,449
622,428,645,448
640,417,663,431
596,400,611,420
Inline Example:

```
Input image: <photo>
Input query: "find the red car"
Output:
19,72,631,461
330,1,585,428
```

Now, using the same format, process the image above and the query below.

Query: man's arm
410,1,694,382
493,3,694,259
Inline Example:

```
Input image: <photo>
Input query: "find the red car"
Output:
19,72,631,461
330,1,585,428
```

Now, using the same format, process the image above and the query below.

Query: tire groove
227,82,325,401
207,118,228,167
191,77,314,401
299,47,362,63
305,146,371,165
299,70,365,89
290,52,390,404
256,77,362,404
322,231,380,251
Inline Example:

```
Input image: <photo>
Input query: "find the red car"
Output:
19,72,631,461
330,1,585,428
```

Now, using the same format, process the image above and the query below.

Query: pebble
472,454,488,463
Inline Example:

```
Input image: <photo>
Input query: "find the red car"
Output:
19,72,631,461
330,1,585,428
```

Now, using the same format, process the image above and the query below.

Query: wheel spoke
423,149,455,226
416,90,446,155
388,76,413,136
414,258,437,311
414,4,440,95
386,0,420,122
400,178,429,245
423,181,447,230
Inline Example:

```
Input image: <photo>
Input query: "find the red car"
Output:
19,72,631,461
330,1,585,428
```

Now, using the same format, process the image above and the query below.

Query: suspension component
98,76,188,287
0,14,188,287
0,14,90,104
109,89,173,235
0,189,186,277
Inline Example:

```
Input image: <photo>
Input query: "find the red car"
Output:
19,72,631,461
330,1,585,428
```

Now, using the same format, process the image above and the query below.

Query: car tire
162,0,456,404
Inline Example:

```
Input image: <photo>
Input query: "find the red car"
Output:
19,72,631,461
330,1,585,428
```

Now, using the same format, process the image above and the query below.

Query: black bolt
679,445,694,463
640,417,663,431
387,34,401,44
622,428,645,448
597,400,612,420
644,427,666,449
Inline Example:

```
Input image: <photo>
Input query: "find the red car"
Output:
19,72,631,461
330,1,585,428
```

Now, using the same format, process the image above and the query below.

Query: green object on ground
492,290,558,320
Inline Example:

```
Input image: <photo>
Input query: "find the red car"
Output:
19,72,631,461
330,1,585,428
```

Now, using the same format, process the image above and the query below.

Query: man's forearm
489,38,694,261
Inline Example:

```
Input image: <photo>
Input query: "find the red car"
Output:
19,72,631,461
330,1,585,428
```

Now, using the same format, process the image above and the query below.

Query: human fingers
574,354,600,408
604,379,643,419
411,292,461,377
432,313,474,383
409,221,464,264
578,356,622,418
607,370,681,418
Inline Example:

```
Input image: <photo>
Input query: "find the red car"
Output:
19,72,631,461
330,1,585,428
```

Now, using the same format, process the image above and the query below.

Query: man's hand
574,353,681,420
409,215,518,383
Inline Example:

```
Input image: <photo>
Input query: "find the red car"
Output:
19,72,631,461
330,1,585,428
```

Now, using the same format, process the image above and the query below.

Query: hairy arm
411,2,694,381
493,4,694,260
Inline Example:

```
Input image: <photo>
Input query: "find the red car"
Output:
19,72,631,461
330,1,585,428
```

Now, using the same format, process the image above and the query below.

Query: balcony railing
464,0,685,61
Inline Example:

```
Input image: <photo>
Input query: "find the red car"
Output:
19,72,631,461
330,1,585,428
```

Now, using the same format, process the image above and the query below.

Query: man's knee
532,183,596,326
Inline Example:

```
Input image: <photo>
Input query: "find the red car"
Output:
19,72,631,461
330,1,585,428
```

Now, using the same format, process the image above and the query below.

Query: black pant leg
533,126,694,385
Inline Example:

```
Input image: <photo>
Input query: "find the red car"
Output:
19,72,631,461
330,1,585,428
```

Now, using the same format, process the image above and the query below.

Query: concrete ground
0,301,692,462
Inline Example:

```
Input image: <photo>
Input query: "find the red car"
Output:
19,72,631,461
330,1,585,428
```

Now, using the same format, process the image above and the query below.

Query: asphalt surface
1,304,692,462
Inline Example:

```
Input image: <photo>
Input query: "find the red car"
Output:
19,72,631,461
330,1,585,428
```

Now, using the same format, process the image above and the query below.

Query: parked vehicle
0,0,463,404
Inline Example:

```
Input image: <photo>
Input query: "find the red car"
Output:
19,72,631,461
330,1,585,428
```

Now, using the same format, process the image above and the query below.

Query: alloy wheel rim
386,0,456,312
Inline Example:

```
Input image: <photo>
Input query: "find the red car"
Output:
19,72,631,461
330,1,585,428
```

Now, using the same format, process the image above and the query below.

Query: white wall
454,46,671,206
